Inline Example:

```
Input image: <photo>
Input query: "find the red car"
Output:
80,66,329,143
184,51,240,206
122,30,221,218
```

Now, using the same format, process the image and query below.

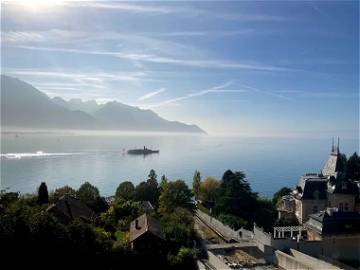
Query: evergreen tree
346,152,360,180
192,170,201,200
37,182,49,204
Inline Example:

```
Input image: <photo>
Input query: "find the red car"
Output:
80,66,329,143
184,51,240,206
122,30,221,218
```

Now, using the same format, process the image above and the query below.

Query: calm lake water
1,134,358,197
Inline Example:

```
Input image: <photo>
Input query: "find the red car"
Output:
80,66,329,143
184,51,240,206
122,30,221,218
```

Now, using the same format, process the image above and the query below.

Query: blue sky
1,0,359,137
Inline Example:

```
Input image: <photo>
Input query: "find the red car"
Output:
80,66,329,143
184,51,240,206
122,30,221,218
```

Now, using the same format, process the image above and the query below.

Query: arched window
344,203,349,211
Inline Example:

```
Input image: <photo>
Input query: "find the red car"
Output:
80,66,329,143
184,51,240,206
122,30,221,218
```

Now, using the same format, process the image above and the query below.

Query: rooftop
129,213,165,242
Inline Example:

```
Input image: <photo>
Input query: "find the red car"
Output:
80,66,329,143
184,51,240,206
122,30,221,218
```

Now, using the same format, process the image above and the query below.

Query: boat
127,146,159,155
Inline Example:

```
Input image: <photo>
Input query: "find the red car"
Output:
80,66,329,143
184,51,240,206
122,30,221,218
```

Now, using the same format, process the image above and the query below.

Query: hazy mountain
52,97,101,114
94,101,204,133
1,75,99,129
1,75,205,133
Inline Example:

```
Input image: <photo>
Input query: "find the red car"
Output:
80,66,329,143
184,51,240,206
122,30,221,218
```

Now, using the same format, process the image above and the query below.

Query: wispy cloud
240,84,294,101
145,81,247,108
12,45,289,72
61,2,290,22
6,69,149,83
137,88,166,101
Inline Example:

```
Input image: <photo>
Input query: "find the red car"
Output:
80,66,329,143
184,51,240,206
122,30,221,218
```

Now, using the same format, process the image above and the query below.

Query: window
344,203,349,211
339,203,343,211
312,205,318,213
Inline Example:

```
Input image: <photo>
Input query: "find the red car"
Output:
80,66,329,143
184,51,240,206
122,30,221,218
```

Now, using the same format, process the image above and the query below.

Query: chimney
135,219,141,230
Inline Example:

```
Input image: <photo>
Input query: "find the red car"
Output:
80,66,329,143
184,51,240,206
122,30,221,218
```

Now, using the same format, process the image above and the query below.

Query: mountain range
1,75,205,133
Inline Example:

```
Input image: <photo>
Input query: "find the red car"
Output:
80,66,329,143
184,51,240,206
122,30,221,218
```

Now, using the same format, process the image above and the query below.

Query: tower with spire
322,137,341,177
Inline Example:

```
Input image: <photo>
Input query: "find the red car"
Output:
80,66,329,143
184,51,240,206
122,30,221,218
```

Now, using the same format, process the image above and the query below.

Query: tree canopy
37,182,49,204
159,180,194,214
115,181,135,201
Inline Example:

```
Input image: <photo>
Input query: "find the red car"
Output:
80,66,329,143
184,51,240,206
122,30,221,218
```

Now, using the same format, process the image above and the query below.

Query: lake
1,133,358,197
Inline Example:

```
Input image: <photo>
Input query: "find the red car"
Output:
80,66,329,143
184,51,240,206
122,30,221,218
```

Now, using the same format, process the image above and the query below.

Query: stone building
278,141,360,224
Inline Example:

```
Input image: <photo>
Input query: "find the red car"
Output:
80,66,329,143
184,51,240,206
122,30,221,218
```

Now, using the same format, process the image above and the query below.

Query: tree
346,152,360,180
135,180,160,206
254,198,277,231
161,207,195,247
159,180,194,214
200,177,219,205
215,170,257,222
148,169,157,184
50,185,77,202
115,181,135,201
272,187,292,205
77,182,108,213
160,175,168,189
192,170,201,200
37,182,49,204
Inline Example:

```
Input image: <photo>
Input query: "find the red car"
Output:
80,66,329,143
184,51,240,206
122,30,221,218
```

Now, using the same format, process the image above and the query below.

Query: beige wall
328,193,355,211
295,199,327,224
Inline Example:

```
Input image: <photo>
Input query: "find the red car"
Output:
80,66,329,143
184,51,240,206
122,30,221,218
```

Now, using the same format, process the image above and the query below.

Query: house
140,201,154,212
279,140,360,224
129,213,165,252
305,208,360,240
47,195,96,224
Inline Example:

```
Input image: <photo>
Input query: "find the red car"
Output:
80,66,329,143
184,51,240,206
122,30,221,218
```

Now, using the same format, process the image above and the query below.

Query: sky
1,0,359,138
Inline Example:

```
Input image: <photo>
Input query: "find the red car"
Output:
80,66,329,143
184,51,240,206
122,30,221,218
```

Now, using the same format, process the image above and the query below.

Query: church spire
337,137,340,154
331,137,335,153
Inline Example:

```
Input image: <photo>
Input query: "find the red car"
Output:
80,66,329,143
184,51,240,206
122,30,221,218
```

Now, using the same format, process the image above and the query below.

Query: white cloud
137,88,166,101
145,81,248,108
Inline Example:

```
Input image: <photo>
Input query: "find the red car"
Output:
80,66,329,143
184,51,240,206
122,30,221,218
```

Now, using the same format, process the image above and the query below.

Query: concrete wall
290,249,341,270
274,250,312,270
196,210,242,242
207,250,231,270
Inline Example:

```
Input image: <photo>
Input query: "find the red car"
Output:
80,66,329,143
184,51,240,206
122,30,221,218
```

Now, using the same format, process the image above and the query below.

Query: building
279,140,360,224
129,213,165,251
140,201,154,212
47,195,96,224
305,208,360,240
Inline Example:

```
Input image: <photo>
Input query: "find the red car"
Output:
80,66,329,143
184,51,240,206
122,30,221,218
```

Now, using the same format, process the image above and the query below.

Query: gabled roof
129,213,165,242
47,195,95,223
305,210,360,236
140,201,154,211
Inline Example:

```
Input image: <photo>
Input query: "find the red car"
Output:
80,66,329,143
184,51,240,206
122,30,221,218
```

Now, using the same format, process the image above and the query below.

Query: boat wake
0,151,80,159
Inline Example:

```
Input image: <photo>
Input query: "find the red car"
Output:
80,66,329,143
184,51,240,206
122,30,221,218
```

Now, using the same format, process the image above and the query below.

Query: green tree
159,180,194,214
77,182,108,213
200,177,219,204
215,170,257,222
346,152,360,180
254,198,277,231
192,170,201,200
148,169,157,184
115,181,135,201
161,207,195,247
160,175,168,190
272,187,292,205
50,185,77,202
37,182,49,204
